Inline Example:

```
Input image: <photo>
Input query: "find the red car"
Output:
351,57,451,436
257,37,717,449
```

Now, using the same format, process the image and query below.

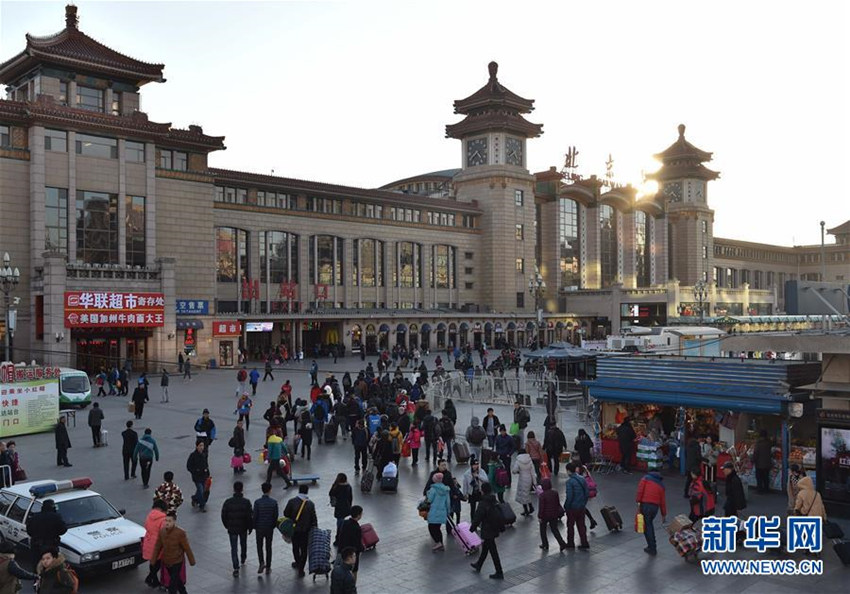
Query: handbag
127,401,135,413
242,452,252,464
635,512,645,534
401,441,411,458
509,422,520,436
13,467,26,482
278,499,307,543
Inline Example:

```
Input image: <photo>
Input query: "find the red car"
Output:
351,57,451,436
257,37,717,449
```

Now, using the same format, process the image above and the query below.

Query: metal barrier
0,465,11,488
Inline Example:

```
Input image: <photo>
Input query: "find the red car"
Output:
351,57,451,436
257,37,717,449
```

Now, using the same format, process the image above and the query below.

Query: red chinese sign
241,279,260,300
213,320,242,337
279,281,298,300
315,284,329,300
64,291,165,328
1,364,62,384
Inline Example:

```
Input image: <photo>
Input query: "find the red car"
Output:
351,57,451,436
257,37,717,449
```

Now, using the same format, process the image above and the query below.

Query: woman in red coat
536,478,568,551
687,470,716,522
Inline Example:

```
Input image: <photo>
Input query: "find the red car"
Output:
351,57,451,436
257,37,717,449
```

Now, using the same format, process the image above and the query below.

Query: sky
1,0,847,246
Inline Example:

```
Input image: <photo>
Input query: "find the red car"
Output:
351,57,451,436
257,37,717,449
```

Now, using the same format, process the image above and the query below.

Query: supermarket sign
64,291,165,328
212,320,242,337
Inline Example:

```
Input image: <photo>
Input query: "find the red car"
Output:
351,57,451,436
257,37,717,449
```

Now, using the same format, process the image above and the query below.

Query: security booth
583,357,820,490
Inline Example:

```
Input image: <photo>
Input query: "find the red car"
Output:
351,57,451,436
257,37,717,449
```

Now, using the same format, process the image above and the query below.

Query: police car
0,478,146,572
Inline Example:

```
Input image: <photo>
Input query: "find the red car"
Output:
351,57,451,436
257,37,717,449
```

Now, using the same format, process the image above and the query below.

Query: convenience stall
583,357,820,490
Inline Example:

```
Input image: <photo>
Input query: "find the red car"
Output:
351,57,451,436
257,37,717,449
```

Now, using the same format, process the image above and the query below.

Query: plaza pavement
9,352,848,593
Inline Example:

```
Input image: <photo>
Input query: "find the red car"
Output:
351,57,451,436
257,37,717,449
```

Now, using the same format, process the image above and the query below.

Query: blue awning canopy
420,323,431,332
484,322,493,331
396,323,407,333
586,385,786,414
460,322,470,330
437,323,447,331
379,324,390,333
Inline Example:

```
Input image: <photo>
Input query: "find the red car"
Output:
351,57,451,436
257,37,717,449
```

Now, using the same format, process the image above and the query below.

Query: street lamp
528,267,546,350
693,279,708,325
0,253,21,362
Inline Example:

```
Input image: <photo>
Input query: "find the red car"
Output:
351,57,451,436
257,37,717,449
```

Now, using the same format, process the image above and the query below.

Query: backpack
496,468,510,488
391,436,401,455
583,470,598,498
59,563,80,594
439,418,454,439
469,425,485,444
237,369,247,382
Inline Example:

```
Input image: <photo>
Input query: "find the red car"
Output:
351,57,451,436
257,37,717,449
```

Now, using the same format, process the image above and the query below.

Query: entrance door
126,338,149,373
75,338,109,373
219,341,234,367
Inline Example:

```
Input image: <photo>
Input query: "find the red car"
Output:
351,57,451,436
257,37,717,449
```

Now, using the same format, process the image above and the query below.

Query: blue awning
586,385,785,414
396,323,407,333
437,323,446,331
379,324,390,333
459,322,469,330
484,322,493,331
420,323,431,332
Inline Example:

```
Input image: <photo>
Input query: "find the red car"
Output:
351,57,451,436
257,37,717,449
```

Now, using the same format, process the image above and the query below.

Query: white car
0,478,146,572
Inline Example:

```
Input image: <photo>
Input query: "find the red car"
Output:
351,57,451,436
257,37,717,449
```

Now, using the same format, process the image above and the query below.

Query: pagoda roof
653,124,713,163
645,162,719,182
828,220,850,236
647,124,719,181
0,6,164,87
453,62,536,114
445,111,543,139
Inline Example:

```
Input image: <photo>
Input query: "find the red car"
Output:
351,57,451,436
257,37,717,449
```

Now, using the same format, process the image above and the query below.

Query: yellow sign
0,379,60,438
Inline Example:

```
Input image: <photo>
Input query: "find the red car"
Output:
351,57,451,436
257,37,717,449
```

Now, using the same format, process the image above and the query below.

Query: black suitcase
453,441,470,464
379,476,398,492
600,505,623,532
360,467,375,493
835,541,850,566
324,419,338,444
825,521,844,540
497,502,517,527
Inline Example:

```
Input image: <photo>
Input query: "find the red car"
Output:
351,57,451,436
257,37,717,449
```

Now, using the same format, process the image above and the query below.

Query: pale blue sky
1,0,847,246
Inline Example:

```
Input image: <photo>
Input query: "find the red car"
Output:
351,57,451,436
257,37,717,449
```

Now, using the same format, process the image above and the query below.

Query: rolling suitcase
451,520,482,554
324,419,338,444
100,429,108,446
600,505,623,532
497,502,517,527
453,441,470,464
360,523,380,551
308,527,332,580
360,465,375,493
380,475,398,492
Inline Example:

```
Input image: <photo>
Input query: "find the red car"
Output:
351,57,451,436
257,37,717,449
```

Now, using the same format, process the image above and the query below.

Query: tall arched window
216,227,248,282
309,235,343,285
599,205,617,288
353,239,384,287
260,231,298,283
559,198,580,289
634,211,650,287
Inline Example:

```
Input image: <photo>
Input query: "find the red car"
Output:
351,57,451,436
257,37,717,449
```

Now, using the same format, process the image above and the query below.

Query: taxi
0,478,146,572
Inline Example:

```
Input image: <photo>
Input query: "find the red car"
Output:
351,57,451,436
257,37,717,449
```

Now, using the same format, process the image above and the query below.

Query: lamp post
528,267,546,350
693,279,708,325
0,253,21,362
820,221,826,282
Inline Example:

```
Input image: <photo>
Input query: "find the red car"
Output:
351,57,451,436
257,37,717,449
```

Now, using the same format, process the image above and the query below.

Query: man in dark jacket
131,383,149,420
439,412,456,464
543,425,567,476
752,430,773,493
331,547,358,594
253,482,279,575
722,461,747,516
283,485,318,578
121,420,139,480
221,481,253,577
87,402,105,447
54,417,71,467
470,483,504,580
616,417,637,473
194,408,217,454
494,425,515,486
482,408,501,449
337,506,365,579
351,419,369,475
186,441,210,512
25,499,67,564
513,400,530,447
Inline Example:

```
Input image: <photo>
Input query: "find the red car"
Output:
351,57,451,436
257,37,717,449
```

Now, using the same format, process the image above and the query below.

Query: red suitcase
361,522,380,551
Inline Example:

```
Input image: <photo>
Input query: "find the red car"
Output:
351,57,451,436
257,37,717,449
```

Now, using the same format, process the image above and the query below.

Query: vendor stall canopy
583,357,821,415
525,342,599,360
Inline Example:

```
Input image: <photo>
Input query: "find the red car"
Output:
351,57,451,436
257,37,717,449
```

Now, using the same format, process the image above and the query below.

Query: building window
702,245,708,259
726,268,736,288
353,238,384,287
515,190,524,206
0,125,9,147
753,270,763,289
465,282,474,290
310,235,344,287
354,203,383,220
126,141,145,163
216,227,249,283
702,220,708,233
516,292,525,308
462,215,475,229
45,187,68,253
464,251,474,260
111,92,122,116
431,245,455,289
308,197,342,214
599,204,617,288
515,224,524,241
76,85,103,112
260,231,299,284
159,150,188,170
173,151,188,171
464,267,473,275
76,134,118,159
160,150,172,169
76,190,118,264
257,191,295,209
58,81,68,105
516,258,525,273
634,210,650,287
125,195,146,267
396,241,422,288
45,129,67,152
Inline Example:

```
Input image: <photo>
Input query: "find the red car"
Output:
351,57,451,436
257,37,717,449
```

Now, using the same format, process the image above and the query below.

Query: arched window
216,227,248,282
599,205,617,288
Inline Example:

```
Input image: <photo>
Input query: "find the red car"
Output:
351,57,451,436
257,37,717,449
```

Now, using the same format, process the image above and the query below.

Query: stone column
42,252,70,366
29,126,46,270
653,215,669,285
145,143,157,265
156,258,177,368
117,139,127,264
67,131,77,263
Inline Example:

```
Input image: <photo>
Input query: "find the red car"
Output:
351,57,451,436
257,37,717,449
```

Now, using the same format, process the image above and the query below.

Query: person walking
282,485,318,578
683,438,702,497
54,416,72,467
544,424,567,476
133,428,160,488
425,473,451,552
151,512,196,594
329,473,353,544
562,463,590,550
537,477,567,552
183,357,192,381
513,400,531,447
221,481,253,577
88,402,105,447
462,458,490,521
577,465,598,529
121,420,139,480
142,499,168,588
331,547,358,594
265,432,293,487
310,360,319,386
512,448,536,517
786,464,806,514
154,471,184,514
160,368,170,403
194,409,216,454
722,461,747,517
178,352,184,375
0,541,38,591
263,358,274,382
482,408,501,450
524,431,544,481
337,506,365,582
186,441,210,512
35,549,76,593
793,475,826,519
132,382,149,420
635,469,667,555
236,367,248,396
616,417,637,474
574,429,594,466
249,368,260,396
25,499,67,566
235,394,253,432
253,482,279,576
752,429,773,494
229,419,246,474
351,419,369,475
465,416,486,464
405,422,422,467
494,425,515,487
469,483,504,580
687,470,715,523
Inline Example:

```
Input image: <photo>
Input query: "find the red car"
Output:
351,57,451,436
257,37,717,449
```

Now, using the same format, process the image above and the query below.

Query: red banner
64,291,165,328
1,364,62,384
315,284,328,300
279,281,297,300
212,320,242,337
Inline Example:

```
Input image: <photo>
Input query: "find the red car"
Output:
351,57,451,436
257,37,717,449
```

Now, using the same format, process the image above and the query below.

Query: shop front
65,291,165,374
350,324,363,354
420,324,431,352
365,324,377,354
212,320,242,368
584,357,820,490
436,323,446,349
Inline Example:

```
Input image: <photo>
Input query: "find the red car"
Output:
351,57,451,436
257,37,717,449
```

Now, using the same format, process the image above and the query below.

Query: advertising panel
64,292,165,328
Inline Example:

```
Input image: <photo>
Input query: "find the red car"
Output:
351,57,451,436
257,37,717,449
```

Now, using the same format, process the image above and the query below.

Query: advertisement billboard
0,365,60,438
64,291,165,328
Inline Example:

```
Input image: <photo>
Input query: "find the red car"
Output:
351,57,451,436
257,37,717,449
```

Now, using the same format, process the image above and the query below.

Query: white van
58,368,91,409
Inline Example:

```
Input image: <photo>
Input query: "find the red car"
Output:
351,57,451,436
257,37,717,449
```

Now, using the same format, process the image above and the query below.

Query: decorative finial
65,4,79,30
488,61,498,81
678,123,686,139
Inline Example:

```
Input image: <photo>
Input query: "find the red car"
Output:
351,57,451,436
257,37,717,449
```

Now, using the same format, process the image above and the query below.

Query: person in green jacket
265,434,293,487
133,428,160,488
487,459,506,503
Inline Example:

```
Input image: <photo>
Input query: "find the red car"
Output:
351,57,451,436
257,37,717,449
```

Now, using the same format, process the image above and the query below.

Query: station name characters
64,291,165,328
0,364,62,384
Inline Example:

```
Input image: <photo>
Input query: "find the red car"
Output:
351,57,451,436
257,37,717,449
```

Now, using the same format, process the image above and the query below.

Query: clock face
466,137,488,167
663,181,683,202
505,137,523,166
693,180,705,199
